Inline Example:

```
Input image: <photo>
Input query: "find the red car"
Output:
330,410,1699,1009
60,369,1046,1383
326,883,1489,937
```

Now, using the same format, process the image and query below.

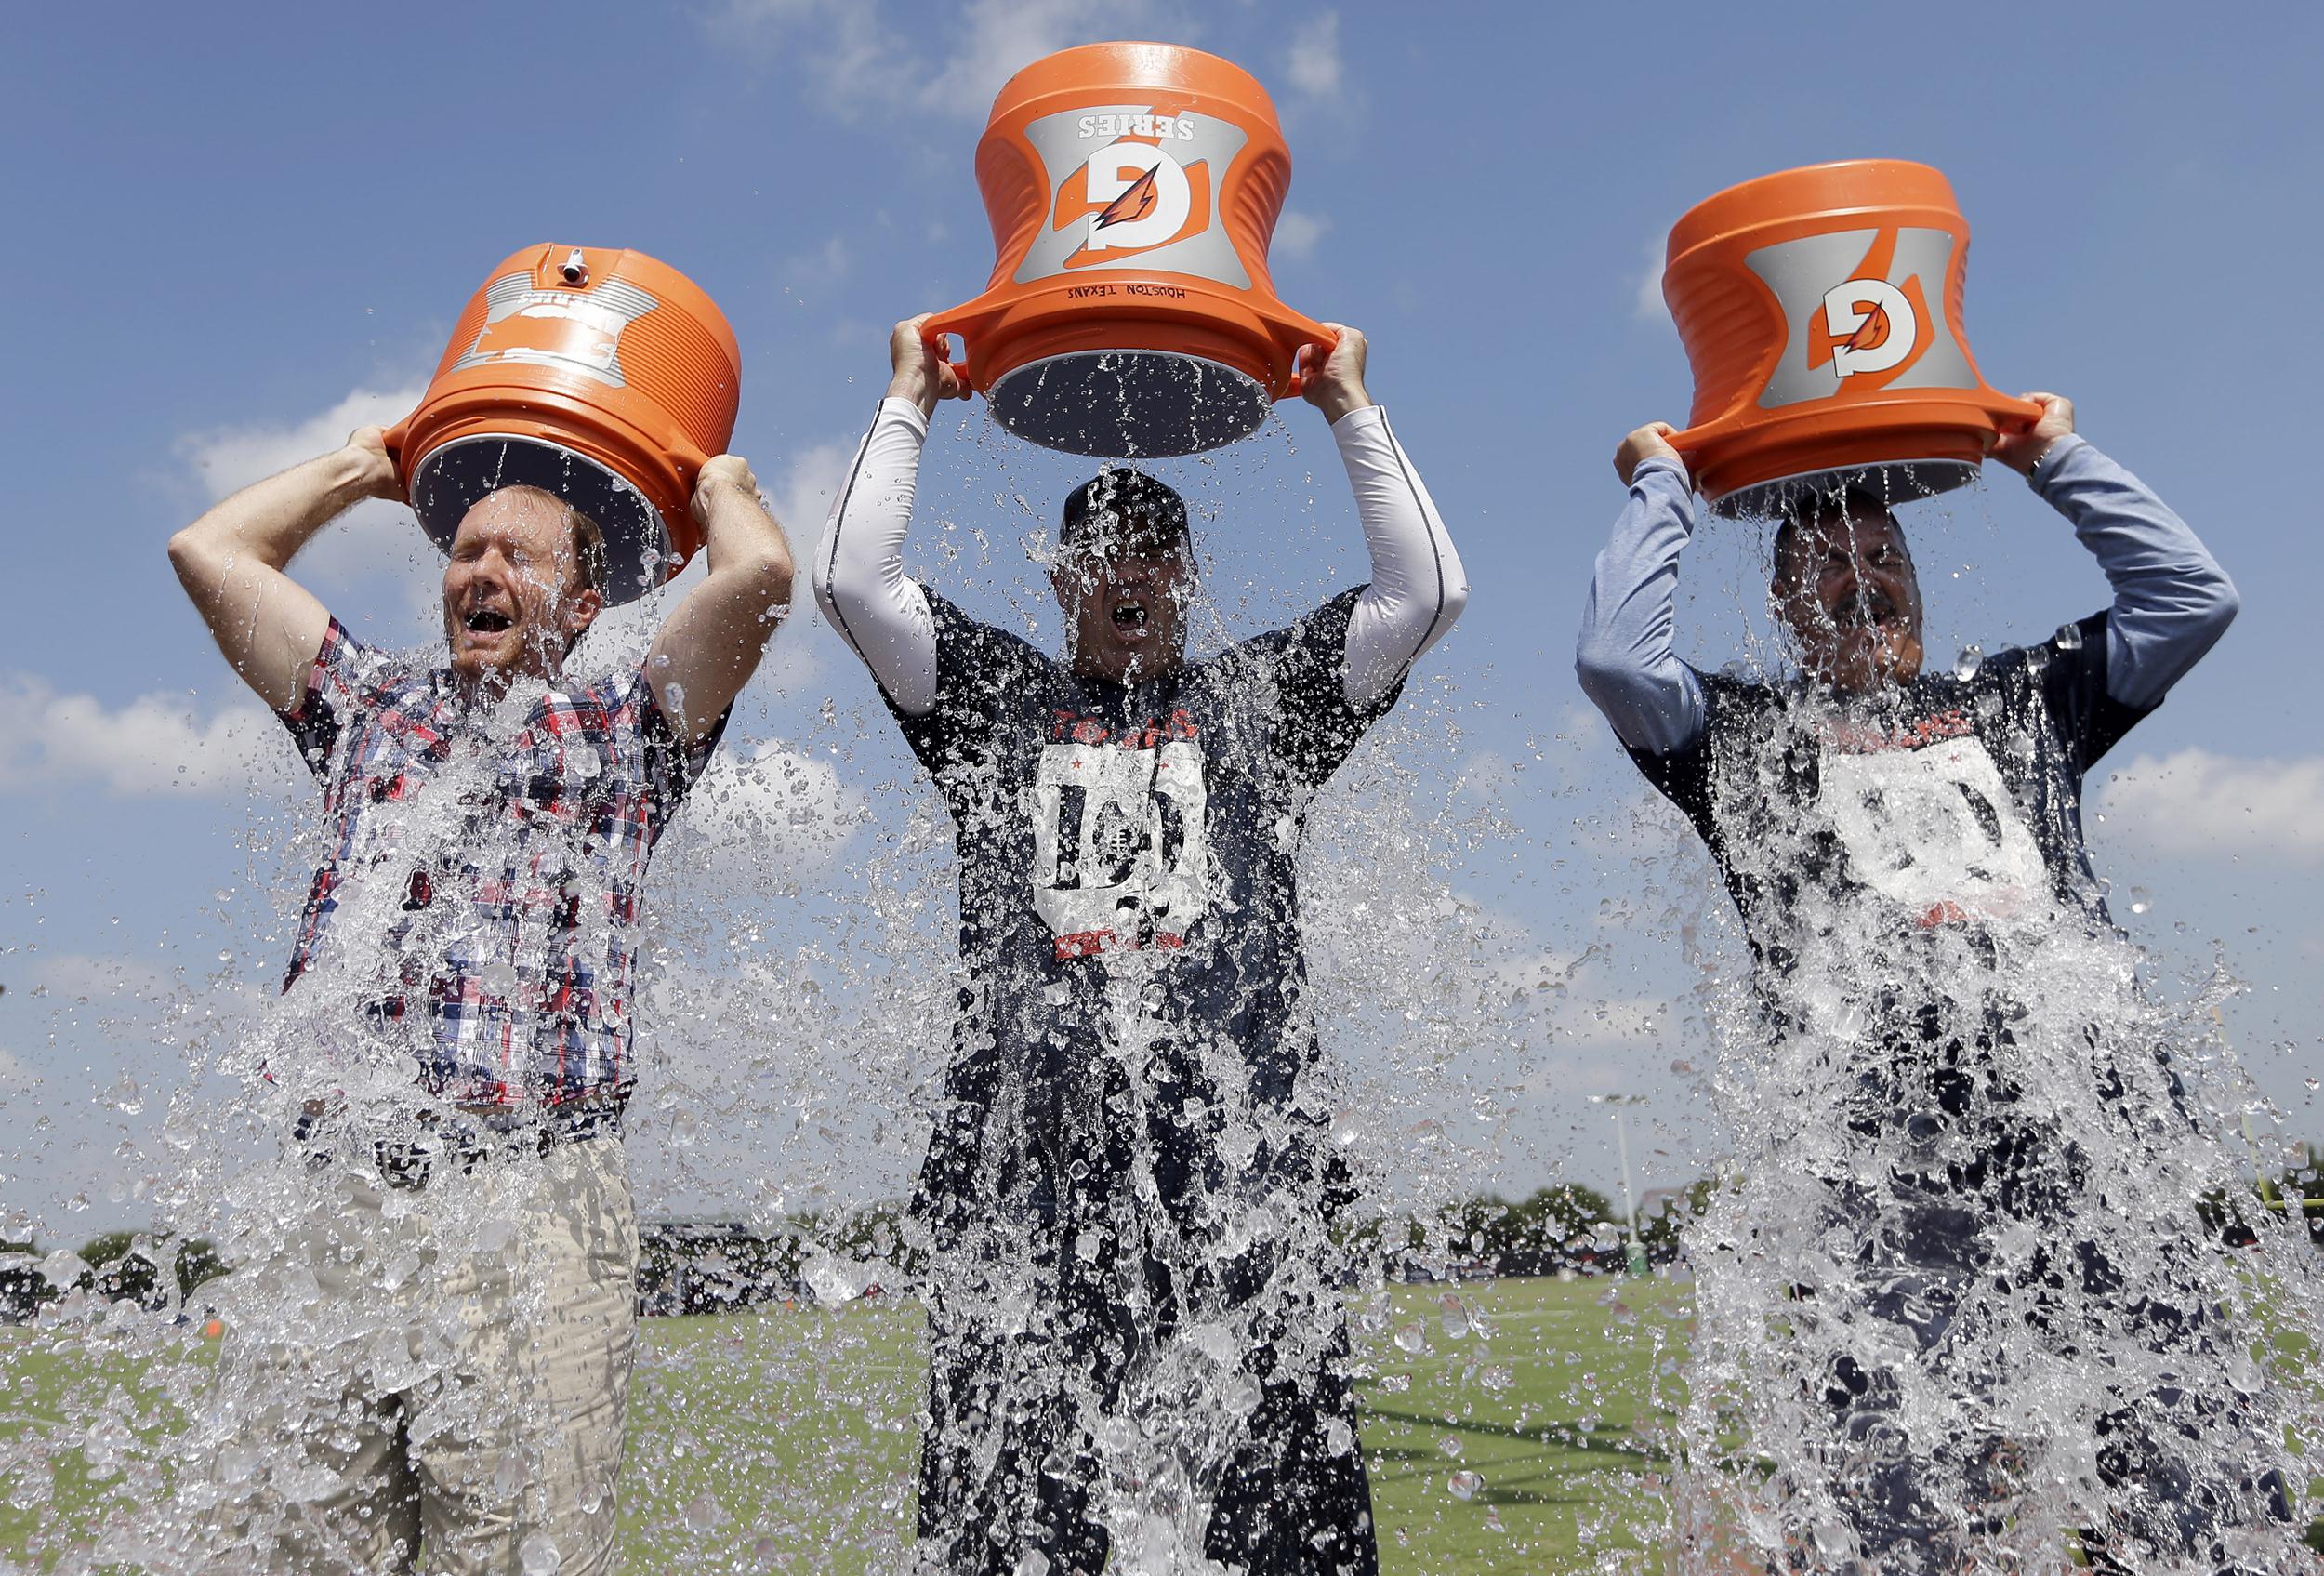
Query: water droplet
519,1530,561,1574
1953,644,1983,682
2055,619,2084,651
1393,1321,1427,1355
682,1492,721,1533
1448,1469,1484,1501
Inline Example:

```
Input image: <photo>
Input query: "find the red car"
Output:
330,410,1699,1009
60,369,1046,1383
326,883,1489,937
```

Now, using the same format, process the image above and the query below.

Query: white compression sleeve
1335,405,1469,709
811,398,940,717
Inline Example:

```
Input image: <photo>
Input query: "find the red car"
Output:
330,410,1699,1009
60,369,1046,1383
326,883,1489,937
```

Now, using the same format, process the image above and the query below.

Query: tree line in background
9,1148,2321,1324
0,1231,228,1323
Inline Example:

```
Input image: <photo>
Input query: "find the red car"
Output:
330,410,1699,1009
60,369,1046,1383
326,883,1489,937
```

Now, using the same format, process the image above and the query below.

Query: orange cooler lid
930,41,1329,458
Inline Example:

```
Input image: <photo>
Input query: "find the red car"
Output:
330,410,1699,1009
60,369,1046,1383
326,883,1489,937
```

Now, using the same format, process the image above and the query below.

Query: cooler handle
919,303,993,396
1269,311,1339,402
1988,393,2046,432
377,415,415,504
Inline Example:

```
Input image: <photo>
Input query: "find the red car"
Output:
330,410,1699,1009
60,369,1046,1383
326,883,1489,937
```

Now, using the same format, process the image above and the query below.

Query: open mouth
1827,587,1900,633
1110,598,1150,635
462,608,514,635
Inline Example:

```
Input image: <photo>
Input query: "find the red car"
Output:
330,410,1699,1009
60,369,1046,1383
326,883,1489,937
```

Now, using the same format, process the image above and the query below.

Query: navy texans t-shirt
1631,610,2150,967
889,587,1396,1244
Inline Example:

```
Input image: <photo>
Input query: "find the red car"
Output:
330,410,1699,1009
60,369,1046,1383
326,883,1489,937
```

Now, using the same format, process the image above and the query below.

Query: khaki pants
203,1129,638,1575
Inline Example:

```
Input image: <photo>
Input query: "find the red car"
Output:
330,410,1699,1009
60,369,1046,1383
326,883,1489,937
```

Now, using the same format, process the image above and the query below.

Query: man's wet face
441,488,600,689
1052,515,1194,684
1772,503,1924,695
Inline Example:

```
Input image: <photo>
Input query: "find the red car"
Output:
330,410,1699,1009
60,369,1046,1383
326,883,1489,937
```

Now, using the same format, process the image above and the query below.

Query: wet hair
570,510,610,601
489,485,610,599
1059,469,1190,558
1770,485,1905,587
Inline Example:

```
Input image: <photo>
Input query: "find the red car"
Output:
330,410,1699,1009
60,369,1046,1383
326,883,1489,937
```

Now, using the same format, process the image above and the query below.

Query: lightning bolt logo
1094,165,1160,232
1842,304,1892,355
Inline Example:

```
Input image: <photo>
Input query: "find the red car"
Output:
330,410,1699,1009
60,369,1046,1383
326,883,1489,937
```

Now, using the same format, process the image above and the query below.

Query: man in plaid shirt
168,423,792,1576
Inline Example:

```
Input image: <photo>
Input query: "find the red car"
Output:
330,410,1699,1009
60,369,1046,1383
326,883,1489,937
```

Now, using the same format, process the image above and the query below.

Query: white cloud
1274,209,1331,263
779,233,853,294
706,0,911,115
30,953,182,1005
774,439,855,541
2096,749,2324,867
671,740,864,873
0,1046,32,1091
178,384,422,507
1493,942,1669,1047
922,0,1118,113
709,0,1191,121
0,676,283,799
1631,233,1670,326
177,383,442,630
1285,12,1342,99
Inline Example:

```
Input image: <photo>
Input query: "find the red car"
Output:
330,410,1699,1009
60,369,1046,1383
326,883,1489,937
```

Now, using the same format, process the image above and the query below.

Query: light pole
1604,1095,1650,1277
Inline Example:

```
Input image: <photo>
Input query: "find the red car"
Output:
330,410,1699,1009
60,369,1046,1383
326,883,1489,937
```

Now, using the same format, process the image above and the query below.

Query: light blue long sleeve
1574,438,2238,753
2027,434,2238,710
1574,457,1707,755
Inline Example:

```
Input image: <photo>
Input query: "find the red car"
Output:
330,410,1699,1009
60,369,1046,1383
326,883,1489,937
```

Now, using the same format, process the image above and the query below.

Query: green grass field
0,1276,1687,1573
2,1274,2314,1572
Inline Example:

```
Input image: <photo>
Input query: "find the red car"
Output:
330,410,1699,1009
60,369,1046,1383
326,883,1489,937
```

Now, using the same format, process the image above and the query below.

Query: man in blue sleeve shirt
1576,396,2290,1573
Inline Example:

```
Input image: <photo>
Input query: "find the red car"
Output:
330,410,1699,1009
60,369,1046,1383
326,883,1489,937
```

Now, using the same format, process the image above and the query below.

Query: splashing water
1647,470,2321,1575
0,409,1575,1573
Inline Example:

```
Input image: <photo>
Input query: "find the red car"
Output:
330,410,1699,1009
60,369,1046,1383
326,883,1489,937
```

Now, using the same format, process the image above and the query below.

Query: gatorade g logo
448,273,659,390
1076,142,1197,257
1012,105,1252,288
1821,277,1918,377
1746,228,1976,409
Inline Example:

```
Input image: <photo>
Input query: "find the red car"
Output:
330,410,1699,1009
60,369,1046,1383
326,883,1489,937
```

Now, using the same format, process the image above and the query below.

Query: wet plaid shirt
277,619,720,1109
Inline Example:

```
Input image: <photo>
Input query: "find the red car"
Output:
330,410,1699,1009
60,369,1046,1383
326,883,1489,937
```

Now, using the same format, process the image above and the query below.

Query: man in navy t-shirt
1575,397,2288,1572
815,317,1467,1575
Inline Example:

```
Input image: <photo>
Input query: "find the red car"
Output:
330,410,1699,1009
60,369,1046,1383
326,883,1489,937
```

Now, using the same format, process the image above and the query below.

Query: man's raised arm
1301,324,1471,709
1575,423,1708,757
166,426,400,711
810,316,971,718
1992,393,2238,710
645,456,796,747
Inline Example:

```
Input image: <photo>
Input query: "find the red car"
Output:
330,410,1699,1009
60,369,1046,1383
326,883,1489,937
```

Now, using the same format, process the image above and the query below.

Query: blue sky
3,1,2319,1236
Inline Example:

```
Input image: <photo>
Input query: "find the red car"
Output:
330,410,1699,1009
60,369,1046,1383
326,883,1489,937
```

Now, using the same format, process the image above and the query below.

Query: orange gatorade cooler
924,41,1335,458
385,245,741,603
1662,160,2040,513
